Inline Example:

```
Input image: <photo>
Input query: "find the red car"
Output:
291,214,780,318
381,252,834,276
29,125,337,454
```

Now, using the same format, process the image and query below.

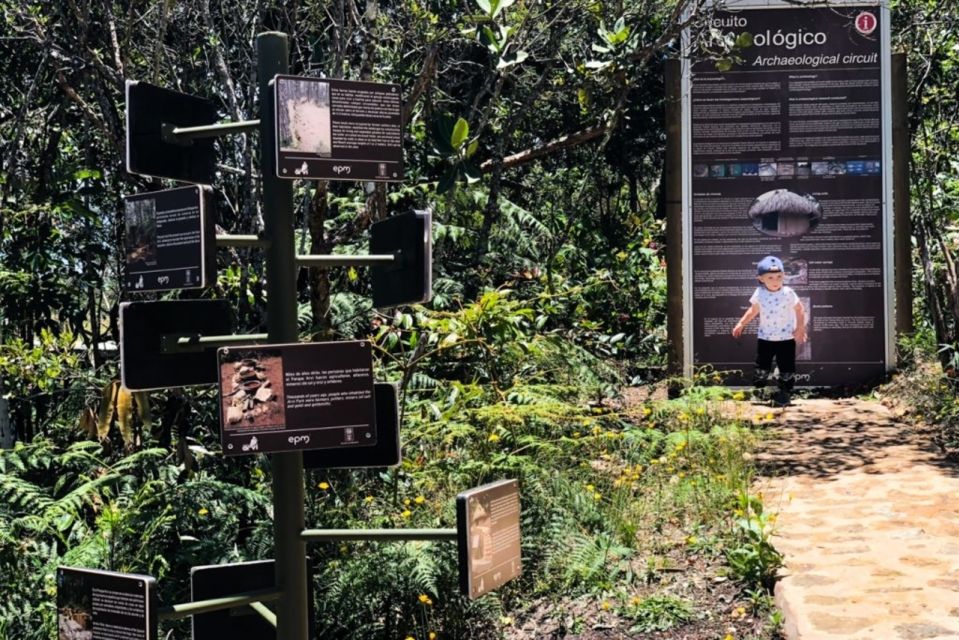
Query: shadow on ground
755,398,959,480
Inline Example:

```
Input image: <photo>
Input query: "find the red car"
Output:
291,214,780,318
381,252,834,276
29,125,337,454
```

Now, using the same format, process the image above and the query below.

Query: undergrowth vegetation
0,294,784,639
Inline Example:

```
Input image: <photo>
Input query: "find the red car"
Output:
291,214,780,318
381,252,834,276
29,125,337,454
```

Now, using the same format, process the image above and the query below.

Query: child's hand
732,323,744,338
794,327,806,343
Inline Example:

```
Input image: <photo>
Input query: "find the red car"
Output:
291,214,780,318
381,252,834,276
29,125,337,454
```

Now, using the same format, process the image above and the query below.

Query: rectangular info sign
685,2,890,386
123,185,214,292
57,566,157,640
457,479,522,600
274,75,404,182
217,340,376,456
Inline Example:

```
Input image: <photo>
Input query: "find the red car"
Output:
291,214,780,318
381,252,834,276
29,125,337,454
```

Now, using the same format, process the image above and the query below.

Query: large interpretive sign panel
684,2,891,386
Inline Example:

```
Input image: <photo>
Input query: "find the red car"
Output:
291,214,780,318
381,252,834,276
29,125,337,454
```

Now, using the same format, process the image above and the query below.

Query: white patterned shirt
749,285,800,341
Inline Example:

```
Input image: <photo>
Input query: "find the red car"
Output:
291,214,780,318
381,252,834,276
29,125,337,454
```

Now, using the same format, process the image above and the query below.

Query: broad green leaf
496,49,529,69
451,118,469,150
466,140,480,158
715,58,733,72
430,115,456,154
735,32,754,48
73,168,101,180
475,0,492,14
479,25,499,51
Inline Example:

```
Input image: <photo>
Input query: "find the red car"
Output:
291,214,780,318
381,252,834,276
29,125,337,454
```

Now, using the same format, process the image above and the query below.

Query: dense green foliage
0,0,957,638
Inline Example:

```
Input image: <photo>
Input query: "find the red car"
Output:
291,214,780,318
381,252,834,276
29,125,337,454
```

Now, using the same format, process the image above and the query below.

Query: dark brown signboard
687,4,889,386
120,300,233,392
303,382,401,469
456,479,522,599
125,80,218,184
274,76,403,182
57,566,157,640
123,186,215,293
370,210,432,309
218,341,376,456
191,559,315,640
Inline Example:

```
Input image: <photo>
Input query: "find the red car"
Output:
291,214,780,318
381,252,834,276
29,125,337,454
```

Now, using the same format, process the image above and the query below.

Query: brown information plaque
120,300,233,392
123,185,215,293
57,566,157,640
190,559,315,640
274,75,403,182
125,80,218,184
217,340,376,456
456,479,522,599
370,210,432,309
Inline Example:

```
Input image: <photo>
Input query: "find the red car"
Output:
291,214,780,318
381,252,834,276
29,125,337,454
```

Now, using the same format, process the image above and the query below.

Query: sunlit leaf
451,117,469,150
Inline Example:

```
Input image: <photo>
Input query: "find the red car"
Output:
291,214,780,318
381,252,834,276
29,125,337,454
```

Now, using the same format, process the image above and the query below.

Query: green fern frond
0,474,55,513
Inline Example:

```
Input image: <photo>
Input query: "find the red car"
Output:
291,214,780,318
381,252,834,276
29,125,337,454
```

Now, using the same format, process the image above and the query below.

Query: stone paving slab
755,399,959,640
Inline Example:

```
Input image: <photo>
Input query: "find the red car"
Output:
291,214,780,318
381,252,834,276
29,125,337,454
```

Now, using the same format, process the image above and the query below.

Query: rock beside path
756,399,959,639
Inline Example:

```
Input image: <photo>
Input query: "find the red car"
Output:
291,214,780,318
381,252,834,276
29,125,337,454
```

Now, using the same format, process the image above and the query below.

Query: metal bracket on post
217,234,273,249
162,119,261,145
301,528,457,543
159,332,269,355
295,253,397,268
157,588,282,622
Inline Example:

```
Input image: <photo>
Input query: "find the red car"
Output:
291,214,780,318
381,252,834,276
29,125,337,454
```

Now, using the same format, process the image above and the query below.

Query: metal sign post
255,31,310,640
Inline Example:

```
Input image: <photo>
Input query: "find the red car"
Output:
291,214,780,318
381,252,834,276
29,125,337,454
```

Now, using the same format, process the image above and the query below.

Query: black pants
754,339,796,391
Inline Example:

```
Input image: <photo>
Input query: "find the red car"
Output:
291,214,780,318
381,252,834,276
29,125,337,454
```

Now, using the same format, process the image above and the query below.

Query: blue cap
757,255,784,275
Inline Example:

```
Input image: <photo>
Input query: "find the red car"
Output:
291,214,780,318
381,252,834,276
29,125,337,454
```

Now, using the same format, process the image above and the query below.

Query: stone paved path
755,398,959,640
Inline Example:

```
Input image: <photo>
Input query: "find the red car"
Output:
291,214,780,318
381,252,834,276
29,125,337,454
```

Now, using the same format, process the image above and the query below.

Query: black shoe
772,390,791,407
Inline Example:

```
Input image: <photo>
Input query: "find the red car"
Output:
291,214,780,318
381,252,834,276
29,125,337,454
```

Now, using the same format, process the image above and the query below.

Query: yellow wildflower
488,433,500,442
318,481,330,490
765,412,774,421
429,633,437,640
499,616,514,626
364,495,374,504
197,507,209,516
414,495,426,504
401,509,412,518
733,391,746,401
418,593,433,605
601,600,611,611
